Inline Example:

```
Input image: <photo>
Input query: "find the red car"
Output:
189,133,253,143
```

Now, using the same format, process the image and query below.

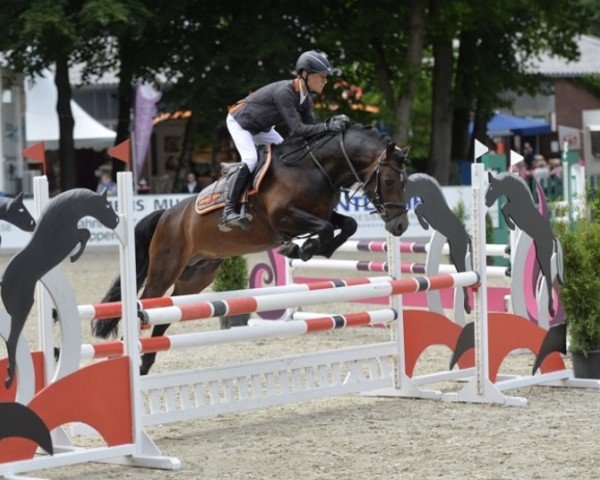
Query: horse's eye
384,179,393,186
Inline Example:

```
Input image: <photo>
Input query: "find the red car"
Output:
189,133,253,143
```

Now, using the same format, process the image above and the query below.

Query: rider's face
306,73,327,93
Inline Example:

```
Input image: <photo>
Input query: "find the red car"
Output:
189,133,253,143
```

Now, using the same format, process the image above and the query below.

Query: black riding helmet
296,51,333,76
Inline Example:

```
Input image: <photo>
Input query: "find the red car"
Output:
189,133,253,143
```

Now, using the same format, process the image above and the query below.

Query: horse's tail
554,236,565,285
92,209,166,338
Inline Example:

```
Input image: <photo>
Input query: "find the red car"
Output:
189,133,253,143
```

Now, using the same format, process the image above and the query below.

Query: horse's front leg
70,228,91,262
276,207,335,262
316,211,357,258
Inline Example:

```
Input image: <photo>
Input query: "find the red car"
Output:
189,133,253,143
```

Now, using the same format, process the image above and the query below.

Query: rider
219,50,349,231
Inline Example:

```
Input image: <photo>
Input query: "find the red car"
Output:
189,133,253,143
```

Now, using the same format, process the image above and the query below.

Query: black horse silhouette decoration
1,189,119,388
0,402,53,455
404,173,472,314
486,172,565,316
0,192,36,244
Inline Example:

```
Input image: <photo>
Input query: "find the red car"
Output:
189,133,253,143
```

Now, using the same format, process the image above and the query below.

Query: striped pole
311,239,509,257
81,309,397,360
77,276,393,322
290,258,508,278
137,272,479,326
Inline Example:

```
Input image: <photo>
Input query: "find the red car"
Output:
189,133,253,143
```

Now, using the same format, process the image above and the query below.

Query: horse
94,123,410,374
2,189,119,388
485,172,564,317
404,173,472,314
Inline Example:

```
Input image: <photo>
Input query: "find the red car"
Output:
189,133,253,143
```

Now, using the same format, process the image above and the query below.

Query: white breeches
226,113,284,172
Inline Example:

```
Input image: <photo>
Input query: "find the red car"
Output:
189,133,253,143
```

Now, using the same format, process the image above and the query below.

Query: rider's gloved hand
326,114,350,133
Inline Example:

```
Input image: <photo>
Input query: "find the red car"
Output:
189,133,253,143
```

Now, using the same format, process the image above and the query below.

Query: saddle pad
195,144,273,215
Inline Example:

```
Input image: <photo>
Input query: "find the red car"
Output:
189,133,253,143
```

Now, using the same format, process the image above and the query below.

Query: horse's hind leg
140,259,223,375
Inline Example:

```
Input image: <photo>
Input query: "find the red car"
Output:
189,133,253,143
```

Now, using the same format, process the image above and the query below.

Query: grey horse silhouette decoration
0,193,36,244
404,173,472,314
1,189,119,389
486,172,564,317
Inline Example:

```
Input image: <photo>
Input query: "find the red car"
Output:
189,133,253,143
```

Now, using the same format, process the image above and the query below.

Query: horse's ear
400,145,411,156
488,171,494,182
15,192,23,203
385,143,396,158
102,189,108,198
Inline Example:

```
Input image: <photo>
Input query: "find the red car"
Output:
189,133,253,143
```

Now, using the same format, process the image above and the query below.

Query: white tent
25,70,116,149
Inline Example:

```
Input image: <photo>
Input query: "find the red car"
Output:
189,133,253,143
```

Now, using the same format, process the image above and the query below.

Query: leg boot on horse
218,164,252,232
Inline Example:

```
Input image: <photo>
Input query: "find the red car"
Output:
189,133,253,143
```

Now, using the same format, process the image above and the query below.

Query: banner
134,81,162,182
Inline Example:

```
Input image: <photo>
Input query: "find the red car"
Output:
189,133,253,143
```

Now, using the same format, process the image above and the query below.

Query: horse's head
363,143,410,236
5,193,35,232
90,191,120,229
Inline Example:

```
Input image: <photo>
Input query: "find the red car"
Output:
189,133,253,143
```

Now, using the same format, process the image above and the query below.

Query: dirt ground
1,248,599,480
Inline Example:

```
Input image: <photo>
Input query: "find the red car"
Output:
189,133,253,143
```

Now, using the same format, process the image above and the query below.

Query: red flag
21,141,46,174
108,139,131,167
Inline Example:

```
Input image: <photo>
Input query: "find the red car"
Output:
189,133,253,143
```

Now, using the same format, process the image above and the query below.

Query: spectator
96,172,117,196
181,172,202,194
522,142,535,170
549,158,563,179
532,155,550,183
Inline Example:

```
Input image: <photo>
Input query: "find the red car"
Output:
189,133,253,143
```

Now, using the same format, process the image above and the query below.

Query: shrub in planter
213,256,250,329
555,197,600,378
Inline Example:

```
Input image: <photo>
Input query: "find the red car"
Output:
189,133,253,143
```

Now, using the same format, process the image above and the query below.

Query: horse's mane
274,122,389,158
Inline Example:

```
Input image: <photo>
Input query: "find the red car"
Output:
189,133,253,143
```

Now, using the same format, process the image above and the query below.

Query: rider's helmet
296,51,333,76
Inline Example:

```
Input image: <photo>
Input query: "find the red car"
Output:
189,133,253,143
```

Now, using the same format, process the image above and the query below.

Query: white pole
472,163,490,394
116,171,144,453
34,175,55,384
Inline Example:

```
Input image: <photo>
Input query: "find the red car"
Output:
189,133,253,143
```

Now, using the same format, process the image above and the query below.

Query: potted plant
555,197,600,378
213,255,250,329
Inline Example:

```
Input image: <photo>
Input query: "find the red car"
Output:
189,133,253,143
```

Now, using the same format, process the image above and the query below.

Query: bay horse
95,124,410,374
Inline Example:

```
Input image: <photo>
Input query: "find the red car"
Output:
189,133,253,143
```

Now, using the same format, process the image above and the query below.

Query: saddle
195,145,273,215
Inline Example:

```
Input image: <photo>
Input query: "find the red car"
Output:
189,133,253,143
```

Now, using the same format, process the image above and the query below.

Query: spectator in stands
96,172,117,196
549,158,563,179
522,142,535,170
181,172,202,194
532,155,550,183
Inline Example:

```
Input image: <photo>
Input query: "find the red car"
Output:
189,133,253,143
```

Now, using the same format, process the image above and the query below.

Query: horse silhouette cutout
404,173,472,314
486,172,564,317
1,189,119,388
0,192,36,245
0,402,53,455
94,123,410,375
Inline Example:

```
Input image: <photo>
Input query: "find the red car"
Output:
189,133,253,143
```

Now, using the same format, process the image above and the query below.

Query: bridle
338,134,409,222
280,129,409,222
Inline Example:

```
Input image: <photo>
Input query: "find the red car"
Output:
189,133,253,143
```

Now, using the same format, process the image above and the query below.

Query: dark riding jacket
230,78,327,137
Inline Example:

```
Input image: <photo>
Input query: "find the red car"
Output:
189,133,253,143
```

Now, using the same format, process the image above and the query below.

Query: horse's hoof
277,243,300,259
299,239,319,262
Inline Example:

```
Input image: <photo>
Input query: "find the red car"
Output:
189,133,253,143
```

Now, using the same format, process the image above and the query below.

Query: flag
21,142,46,174
108,139,131,166
134,80,162,182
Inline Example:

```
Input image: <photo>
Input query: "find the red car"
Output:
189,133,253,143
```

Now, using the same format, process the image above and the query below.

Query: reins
277,127,409,221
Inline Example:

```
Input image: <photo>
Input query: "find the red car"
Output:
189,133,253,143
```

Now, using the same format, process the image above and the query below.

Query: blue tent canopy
486,113,551,137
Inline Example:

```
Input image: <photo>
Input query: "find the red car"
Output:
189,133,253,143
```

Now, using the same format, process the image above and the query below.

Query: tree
0,0,156,190
449,0,589,171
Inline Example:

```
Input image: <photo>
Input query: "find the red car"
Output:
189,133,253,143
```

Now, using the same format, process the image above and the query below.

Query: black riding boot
218,163,251,232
